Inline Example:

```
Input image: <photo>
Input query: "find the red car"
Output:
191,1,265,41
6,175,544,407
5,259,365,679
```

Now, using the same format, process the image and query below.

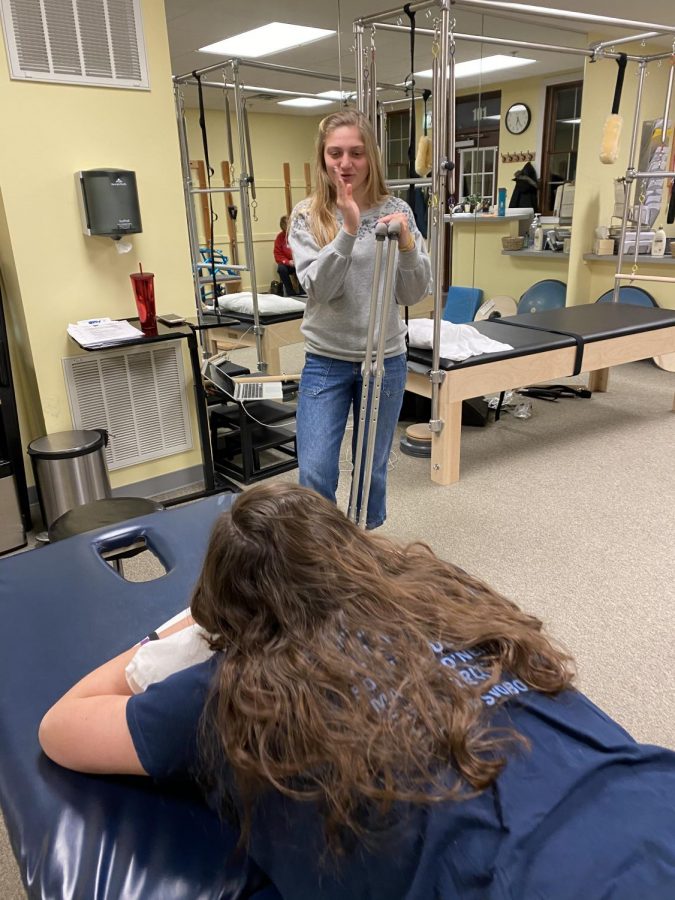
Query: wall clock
505,103,531,135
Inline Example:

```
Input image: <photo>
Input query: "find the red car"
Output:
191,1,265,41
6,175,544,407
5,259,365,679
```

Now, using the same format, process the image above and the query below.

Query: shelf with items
446,210,533,223
502,250,569,259
583,253,675,265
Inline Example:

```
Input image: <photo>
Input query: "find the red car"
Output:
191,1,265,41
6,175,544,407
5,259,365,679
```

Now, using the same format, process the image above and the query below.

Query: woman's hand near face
377,212,415,251
334,169,361,236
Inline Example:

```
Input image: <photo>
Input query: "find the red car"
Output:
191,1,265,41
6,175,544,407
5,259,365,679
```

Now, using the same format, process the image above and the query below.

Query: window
541,81,583,215
454,91,501,206
386,109,411,181
458,146,497,205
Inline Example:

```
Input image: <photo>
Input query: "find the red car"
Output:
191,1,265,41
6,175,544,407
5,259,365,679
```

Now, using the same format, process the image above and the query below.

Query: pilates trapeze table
406,303,675,485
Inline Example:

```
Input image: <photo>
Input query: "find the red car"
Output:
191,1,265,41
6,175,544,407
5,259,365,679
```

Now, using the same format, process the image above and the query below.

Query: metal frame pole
232,61,266,370
368,29,378,129
173,84,205,325
378,103,389,171
175,61,403,96
661,52,675,136
429,1,451,435
371,21,644,62
357,0,439,28
449,0,675,35
591,32,664,52
222,79,235,167
354,23,366,113
613,60,648,303
615,272,675,284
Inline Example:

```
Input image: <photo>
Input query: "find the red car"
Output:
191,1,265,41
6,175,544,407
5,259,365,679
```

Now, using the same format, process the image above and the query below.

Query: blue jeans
296,352,407,528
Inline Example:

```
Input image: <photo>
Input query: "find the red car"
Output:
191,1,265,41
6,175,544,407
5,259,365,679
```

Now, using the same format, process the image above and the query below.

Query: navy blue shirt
127,655,675,899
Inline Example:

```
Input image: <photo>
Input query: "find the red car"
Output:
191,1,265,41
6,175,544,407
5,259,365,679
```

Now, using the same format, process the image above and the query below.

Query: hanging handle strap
404,3,417,206
611,54,628,116
194,71,219,312
422,89,431,136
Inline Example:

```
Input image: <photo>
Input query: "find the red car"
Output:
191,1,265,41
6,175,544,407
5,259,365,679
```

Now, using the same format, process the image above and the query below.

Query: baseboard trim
113,465,205,501
26,465,205,518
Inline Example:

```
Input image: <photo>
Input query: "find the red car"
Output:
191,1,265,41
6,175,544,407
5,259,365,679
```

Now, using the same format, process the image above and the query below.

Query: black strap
422,89,431,136
490,319,585,376
494,390,507,422
611,54,628,116
194,71,220,317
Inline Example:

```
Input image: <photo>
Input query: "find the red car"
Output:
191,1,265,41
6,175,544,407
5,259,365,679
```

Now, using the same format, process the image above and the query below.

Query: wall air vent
0,0,149,89
63,343,193,470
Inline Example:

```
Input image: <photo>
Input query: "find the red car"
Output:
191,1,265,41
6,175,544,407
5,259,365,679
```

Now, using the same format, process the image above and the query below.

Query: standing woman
289,109,431,528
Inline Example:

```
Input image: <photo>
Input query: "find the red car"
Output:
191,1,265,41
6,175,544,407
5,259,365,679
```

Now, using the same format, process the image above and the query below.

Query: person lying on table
39,482,675,900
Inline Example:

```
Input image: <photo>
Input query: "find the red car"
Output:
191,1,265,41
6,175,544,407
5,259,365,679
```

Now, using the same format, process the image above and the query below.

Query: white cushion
215,292,306,316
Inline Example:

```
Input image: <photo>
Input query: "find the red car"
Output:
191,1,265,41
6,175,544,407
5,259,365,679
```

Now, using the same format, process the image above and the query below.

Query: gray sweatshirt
288,196,432,362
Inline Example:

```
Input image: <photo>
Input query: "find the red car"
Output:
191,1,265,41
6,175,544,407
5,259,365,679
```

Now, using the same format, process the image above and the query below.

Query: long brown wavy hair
292,108,389,247
191,483,574,850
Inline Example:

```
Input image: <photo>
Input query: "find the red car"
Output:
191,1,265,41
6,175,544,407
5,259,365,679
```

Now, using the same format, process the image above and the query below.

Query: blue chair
596,286,657,307
443,286,484,323
517,280,567,315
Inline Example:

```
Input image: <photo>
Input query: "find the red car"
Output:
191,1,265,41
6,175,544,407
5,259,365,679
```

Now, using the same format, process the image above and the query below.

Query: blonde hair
297,109,389,247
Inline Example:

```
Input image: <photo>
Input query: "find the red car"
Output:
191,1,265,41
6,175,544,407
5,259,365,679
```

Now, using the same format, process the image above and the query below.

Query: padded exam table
406,302,675,485
0,495,281,900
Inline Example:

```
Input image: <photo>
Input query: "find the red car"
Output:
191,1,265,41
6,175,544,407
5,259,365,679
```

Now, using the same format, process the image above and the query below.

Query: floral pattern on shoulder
354,196,417,239
289,199,311,234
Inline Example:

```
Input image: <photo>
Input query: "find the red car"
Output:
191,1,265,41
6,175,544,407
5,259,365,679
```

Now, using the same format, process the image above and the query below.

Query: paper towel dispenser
76,169,142,239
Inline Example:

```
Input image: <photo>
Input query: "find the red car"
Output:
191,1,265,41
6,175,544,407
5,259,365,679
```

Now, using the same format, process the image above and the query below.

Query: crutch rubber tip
375,221,388,238
387,220,402,237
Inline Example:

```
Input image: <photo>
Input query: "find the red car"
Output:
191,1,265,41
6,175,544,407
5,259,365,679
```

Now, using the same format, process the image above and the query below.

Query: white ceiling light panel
415,55,536,79
200,23,335,59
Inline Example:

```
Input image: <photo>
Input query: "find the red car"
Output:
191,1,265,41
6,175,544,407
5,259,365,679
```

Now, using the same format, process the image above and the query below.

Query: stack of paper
67,318,143,348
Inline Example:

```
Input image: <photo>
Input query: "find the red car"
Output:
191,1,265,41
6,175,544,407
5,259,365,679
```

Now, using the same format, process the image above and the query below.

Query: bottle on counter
533,218,545,252
651,226,667,257
527,214,540,249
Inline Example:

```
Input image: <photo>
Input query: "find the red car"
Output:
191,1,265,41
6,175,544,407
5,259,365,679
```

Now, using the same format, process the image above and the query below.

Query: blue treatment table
0,494,281,900
406,302,675,484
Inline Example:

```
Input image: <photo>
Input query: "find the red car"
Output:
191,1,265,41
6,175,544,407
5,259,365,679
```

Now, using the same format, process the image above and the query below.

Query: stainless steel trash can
27,429,111,530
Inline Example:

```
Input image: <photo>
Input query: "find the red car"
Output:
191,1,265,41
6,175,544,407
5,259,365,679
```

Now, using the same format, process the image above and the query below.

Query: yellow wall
183,106,323,292
451,219,569,302
0,0,199,489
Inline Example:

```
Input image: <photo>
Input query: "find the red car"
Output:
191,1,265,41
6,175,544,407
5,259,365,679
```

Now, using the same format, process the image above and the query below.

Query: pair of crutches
347,220,401,528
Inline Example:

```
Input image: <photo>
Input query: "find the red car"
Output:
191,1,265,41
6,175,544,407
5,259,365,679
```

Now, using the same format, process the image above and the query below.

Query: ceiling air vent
0,0,149,89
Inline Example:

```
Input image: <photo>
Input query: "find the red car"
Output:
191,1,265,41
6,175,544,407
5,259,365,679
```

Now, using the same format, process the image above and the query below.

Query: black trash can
27,429,111,530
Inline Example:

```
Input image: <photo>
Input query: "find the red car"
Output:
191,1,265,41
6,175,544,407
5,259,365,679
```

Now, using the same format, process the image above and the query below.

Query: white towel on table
408,318,513,361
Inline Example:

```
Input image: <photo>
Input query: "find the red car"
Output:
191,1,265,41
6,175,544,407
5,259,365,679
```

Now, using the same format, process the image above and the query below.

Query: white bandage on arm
125,612,216,694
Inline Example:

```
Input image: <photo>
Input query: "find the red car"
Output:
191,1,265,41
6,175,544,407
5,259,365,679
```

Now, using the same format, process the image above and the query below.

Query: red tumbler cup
130,271,157,335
